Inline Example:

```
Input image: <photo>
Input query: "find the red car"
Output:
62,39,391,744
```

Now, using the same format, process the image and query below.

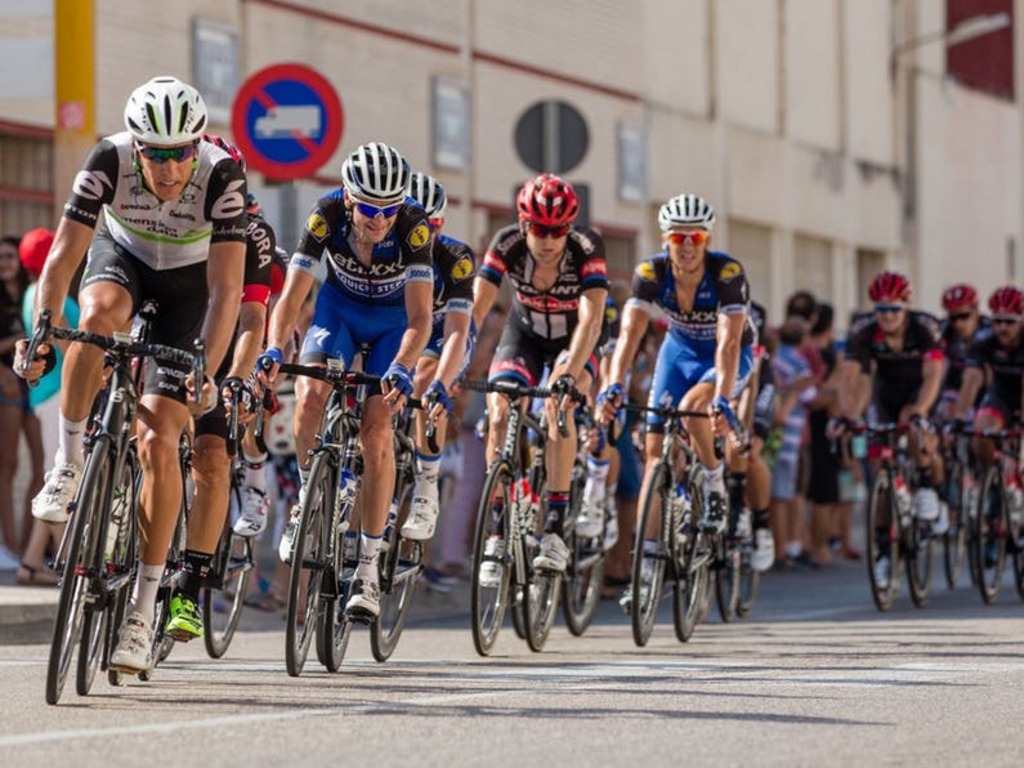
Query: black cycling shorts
487,321,599,387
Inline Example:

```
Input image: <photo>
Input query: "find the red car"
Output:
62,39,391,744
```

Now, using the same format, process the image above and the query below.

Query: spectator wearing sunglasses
838,271,947,589
13,76,247,675
260,142,433,619
596,193,757,601
471,173,609,574
937,283,989,422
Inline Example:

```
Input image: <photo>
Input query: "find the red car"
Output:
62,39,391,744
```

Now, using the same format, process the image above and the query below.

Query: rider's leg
406,357,442,541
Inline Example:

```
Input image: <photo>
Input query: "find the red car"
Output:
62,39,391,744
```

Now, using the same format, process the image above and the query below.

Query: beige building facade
0,0,1021,326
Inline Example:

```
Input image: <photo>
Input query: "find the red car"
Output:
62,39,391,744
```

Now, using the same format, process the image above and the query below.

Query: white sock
414,452,440,501
58,415,88,468
356,534,382,581
703,462,725,498
129,564,164,625
584,457,610,510
243,450,268,493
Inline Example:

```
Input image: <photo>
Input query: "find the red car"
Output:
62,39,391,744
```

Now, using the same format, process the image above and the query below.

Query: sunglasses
950,312,974,322
526,222,571,239
992,316,1021,326
354,201,401,219
137,143,199,164
428,217,444,232
874,304,906,314
667,230,710,246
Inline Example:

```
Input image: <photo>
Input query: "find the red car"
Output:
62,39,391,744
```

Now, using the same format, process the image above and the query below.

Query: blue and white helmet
658,193,716,232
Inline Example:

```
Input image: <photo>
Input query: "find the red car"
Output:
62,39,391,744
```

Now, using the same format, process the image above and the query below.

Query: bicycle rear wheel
46,435,111,706
631,462,668,647
202,529,254,660
943,462,969,589
562,459,604,637
974,466,1007,605
285,452,331,677
471,462,514,657
371,479,420,662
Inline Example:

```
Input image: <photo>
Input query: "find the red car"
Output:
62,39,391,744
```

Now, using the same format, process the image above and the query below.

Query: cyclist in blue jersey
259,142,433,618
598,194,753,553
400,173,476,542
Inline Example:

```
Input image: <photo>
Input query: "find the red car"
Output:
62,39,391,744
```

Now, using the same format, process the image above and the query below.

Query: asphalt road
2,561,1023,767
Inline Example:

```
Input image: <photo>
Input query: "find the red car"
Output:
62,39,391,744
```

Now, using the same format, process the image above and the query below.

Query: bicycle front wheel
943,461,968,589
202,530,254,660
673,470,710,643
905,513,934,609
631,461,669,647
562,458,604,637
974,466,1007,605
371,477,420,662
470,462,514,657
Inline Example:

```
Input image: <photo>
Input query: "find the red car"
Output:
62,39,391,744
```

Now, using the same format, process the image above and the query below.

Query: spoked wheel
673,477,710,643
1014,542,1024,602
523,567,561,652
285,453,330,677
371,481,421,663
943,463,969,589
46,436,111,706
715,537,739,623
631,462,669,647
974,466,1007,605
734,533,761,619
905,515,934,609
471,462,514,657
202,532,254,660
562,530,604,637
866,469,901,612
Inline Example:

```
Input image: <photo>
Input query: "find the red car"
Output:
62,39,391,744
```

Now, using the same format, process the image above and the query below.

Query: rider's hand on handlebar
221,375,258,424
256,347,283,390
423,379,453,421
382,361,413,413
551,372,577,411
709,395,738,437
13,338,55,383
596,382,624,425
186,374,218,416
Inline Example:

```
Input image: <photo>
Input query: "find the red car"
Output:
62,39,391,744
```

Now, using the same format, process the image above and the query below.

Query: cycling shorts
487,321,599,387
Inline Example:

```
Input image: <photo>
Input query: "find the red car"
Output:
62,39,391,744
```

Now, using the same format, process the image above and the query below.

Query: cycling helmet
516,173,579,226
340,142,409,205
201,133,245,171
124,77,208,147
988,286,1023,316
658,193,716,232
408,172,447,218
941,283,978,313
868,271,912,303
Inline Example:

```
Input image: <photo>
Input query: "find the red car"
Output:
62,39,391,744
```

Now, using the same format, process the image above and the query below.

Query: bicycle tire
631,461,669,647
106,457,139,688
371,477,420,662
673,469,709,643
285,451,330,677
943,461,968,589
202,531,254,660
45,435,111,705
734,528,760,618
905,514,934,609
523,568,561,652
562,457,604,637
470,461,514,657
320,488,355,674
866,469,900,611
974,466,1007,605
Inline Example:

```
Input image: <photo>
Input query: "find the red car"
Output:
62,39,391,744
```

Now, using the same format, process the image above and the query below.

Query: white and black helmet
408,172,447,218
341,142,410,205
123,77,208,147
658,193,716,232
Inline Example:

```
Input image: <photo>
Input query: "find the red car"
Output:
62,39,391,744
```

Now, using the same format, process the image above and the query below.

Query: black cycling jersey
941,314,991,393
965,328,1024,413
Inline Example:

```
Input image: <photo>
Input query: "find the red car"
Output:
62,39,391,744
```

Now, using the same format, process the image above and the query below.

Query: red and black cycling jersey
480,224,608,341
940,314,991,393
965,328,1024,411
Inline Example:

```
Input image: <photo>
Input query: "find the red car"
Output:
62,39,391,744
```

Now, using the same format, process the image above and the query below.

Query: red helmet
988,286,1023,316
201,133,245,171
868,271,912,303
941,283,978,313
516,173,579,226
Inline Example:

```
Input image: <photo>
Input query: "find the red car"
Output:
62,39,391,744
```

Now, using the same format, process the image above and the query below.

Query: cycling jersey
63,132,246,270
965,328,1024,418
941,314,991,394
290,192,433,305
422,234,476,370
602,295,621,355
480,224,608,340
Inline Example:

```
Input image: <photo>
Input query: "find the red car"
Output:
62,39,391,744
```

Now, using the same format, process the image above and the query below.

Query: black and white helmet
123,77,208,147
341,142,410,205
408,172,447,218
658,193,716,232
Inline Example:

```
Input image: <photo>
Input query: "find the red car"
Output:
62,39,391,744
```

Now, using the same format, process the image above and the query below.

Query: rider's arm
33,218,95,324
563,285,608,381
712,311,746,403
393,279,433,369
201,240,246,373
225,301,267,380
838,358,870,420
435,309,472,390
266,267,315,354
472,275,500,332
910,354,944,418
606,301,649,388
954,366,984,420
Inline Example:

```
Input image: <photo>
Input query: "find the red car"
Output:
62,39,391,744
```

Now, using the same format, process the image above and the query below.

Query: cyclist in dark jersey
938,283,989,420
260,142,432,618
839,271,946,587
472,173,609,574
955,286,1024,466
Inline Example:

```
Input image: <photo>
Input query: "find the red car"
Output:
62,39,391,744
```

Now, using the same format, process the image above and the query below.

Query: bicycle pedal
344,609,374,625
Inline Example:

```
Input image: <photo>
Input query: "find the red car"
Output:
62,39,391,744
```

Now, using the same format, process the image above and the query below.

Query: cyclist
938,283,989,421
164,138,276,641
838,271,946,587
14,77,246,673
598,193,754,560
260,142,432,618
400,172,476,542
471,173,608,573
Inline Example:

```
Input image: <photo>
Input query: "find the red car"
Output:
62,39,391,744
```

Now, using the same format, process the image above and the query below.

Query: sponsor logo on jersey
451,256,474,281
306,212,329,241
605,305,619,324
408,223,430,250
719,262,742,282
72,170,114,202
636,262,657,281
211,180,246,220
581,259,607,277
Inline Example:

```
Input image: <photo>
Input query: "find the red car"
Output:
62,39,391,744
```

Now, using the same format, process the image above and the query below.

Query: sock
703,462,725,499
130,563,165,625
415,451,440,498
243,449,268,493
544,490,570,535
918,466,936,489
585,456,610,511
785,541,802,558
179,550,214,602
753,508,771,530
727,472,746,511
356,533,382,581
58,415,88,468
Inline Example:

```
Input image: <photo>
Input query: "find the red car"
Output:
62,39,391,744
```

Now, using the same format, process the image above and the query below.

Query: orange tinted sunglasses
667,231,710,246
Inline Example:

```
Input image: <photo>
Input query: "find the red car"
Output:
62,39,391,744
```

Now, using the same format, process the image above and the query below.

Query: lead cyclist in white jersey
14,77,247,674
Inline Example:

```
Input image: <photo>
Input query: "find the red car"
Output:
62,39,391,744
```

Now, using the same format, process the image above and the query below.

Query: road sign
514,100,589,175
231,63,343,181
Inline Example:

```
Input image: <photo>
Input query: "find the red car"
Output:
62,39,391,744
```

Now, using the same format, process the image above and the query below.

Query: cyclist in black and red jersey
472,173,609,573
938,283,989,421
954,286,1024,466
838,271,947,587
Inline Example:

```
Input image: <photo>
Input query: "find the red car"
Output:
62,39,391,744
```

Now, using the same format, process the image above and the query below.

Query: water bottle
335,467,356,524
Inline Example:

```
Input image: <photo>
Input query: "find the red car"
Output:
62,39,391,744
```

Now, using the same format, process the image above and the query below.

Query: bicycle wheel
714,537,739,623
974,466,1007,605
562,459,604,637
943,461,968,589
523,567,561,652
285,451,330,677
905,516,934,609
46,435,111,705
371,478,420,662
470,461,514,657
320,487,355,673
673,471,710,643
734,528,760,618
631,461,669,647
202,529,254,660
866,469,900,612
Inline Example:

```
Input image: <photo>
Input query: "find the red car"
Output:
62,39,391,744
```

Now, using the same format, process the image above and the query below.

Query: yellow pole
53,0,94,222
